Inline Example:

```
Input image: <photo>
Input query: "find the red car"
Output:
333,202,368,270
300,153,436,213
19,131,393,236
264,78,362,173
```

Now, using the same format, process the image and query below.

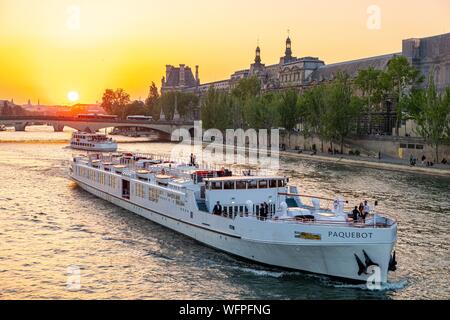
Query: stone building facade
161,33,450,133
163,33,449,96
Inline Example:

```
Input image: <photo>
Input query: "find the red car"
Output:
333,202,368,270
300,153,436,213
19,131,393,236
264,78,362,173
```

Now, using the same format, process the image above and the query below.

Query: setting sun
67,91,79,103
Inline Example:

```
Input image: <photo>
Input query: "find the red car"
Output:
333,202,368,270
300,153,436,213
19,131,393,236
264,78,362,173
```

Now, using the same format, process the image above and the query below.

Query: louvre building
161,33,450,133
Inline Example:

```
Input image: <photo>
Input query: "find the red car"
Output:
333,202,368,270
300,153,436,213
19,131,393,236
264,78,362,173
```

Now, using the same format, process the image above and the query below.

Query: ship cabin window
236,181,246,189
278,180,286,188
269,180,277,188
258,180,268,189
224,181,234,190
248,180,258,189
211,182,222,190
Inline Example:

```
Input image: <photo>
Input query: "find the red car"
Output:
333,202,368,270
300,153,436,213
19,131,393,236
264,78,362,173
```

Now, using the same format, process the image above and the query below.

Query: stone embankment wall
281,133,450,162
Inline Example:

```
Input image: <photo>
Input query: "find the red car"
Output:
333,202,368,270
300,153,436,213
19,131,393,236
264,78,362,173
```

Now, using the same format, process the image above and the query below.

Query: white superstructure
69,152,398,283
70,132,118,152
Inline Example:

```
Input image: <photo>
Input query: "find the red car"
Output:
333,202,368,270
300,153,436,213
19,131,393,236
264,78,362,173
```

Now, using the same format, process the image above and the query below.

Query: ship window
269,180,277,188
258,180,268,189
211,182,222,190
278,180,285,188
236,181,246,189
248,180,258,189
224,181,234,190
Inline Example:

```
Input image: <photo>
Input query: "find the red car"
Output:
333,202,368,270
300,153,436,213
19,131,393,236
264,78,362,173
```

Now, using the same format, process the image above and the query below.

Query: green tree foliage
355,67,383,134
231,77,261,101
298,84,330,151
381,56,423,136
201,87,233,131
101,88,131,119
406,72,450,161
157,91,199,120
125,100,147,118
145,82,160,115
278,89,300,144
244,92,280,130
325,72,363,153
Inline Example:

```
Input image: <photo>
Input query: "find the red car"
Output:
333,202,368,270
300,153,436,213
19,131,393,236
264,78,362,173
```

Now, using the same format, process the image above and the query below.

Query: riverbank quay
281,149,450,178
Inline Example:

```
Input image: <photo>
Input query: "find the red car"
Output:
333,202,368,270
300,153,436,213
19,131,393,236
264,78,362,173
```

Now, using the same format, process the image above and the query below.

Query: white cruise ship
70,132,118,152
69,152,398,283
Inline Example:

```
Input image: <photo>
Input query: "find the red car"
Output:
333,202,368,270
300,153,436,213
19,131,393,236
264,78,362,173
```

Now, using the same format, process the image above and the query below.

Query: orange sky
0,0,449,105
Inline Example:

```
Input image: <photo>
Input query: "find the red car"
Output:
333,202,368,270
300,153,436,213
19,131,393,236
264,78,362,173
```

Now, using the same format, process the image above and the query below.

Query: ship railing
214,208,395,229
82,151,278,177
269,215,396,228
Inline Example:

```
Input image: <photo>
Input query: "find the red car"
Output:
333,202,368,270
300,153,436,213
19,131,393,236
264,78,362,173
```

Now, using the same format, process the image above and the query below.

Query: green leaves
406,72,450,161
278,89,299,133
101,88,131,119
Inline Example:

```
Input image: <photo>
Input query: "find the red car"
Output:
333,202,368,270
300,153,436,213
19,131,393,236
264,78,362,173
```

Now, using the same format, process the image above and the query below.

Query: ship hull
73,178,395,284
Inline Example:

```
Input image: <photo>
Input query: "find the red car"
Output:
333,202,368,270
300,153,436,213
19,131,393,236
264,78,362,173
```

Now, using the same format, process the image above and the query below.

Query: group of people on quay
409,154,449,167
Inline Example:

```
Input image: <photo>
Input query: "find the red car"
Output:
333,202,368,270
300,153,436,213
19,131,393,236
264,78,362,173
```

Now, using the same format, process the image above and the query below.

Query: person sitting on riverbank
409,155,417,166
442,158,448,165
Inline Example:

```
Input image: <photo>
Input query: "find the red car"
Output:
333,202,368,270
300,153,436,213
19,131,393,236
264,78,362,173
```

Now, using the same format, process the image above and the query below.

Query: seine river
0,126,449,300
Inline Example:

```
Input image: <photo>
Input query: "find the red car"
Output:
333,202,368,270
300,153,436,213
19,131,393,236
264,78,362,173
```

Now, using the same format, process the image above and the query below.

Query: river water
0,126,449,300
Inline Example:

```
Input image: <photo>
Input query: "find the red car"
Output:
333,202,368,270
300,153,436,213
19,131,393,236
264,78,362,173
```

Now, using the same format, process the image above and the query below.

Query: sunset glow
67,91,80,103
0,0,449,105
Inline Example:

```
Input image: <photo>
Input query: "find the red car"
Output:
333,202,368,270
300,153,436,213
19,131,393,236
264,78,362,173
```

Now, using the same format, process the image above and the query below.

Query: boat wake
230,266,300,278
331,279,408,291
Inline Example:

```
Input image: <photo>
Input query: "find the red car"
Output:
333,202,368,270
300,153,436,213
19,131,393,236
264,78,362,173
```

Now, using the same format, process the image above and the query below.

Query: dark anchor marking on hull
354,251,380,276
389,251,397,272
354,253,367,276
363,250,379,268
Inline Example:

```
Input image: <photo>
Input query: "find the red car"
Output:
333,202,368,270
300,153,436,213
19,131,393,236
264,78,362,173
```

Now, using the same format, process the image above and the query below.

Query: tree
244,92,280,130
325,72,363,154
298,84,330,152
201,87,232,131
355,67,383,134
406,73,450,162
125,100,147,118
231,77,261,102
278,89,299,146
145,82,160,115
101,88,130,119
381,56,423,136
157,91,199,120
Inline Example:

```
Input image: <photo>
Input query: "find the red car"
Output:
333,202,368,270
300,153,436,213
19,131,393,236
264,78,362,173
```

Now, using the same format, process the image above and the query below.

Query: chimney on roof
195,65,200,85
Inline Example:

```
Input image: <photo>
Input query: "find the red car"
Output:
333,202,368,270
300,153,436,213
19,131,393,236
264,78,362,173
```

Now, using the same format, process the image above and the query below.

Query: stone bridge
0,116,195,136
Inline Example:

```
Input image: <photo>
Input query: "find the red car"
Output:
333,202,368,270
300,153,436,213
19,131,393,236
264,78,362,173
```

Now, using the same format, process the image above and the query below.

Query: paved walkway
281,149,450,177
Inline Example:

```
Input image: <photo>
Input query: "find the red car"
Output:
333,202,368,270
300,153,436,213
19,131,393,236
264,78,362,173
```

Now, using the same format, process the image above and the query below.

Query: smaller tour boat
70,131,118,152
